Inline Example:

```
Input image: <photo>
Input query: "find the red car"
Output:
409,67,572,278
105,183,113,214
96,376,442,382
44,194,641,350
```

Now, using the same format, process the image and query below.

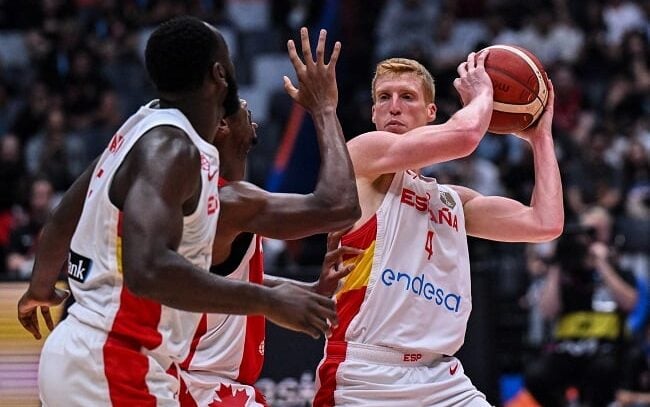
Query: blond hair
371,58,435,104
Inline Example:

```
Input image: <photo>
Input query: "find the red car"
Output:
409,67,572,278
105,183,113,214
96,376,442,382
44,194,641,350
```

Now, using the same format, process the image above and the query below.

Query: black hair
145,16,224,93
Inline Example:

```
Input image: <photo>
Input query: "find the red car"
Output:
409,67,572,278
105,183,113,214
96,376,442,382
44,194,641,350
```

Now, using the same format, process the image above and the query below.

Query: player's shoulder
447,184,480,205
134,125,201,166
347,130,397,147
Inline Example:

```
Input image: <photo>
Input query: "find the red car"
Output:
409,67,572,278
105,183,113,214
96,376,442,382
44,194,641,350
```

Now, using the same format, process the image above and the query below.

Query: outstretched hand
315,230,363,297
17,287,69,339
284,27,341,113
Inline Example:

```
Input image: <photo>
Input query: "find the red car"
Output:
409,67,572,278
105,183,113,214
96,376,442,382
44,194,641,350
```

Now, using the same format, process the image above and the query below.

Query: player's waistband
325,341,443,366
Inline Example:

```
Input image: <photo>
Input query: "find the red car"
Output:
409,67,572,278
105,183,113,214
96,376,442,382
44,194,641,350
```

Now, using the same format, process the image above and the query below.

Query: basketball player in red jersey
16,18,357,406
313,55,563,406
176,29,363,406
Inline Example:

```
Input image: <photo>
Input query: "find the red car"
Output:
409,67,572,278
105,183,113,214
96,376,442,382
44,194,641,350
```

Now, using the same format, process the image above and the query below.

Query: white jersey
178,234,266,406
328,170,471,355
66,100,221,370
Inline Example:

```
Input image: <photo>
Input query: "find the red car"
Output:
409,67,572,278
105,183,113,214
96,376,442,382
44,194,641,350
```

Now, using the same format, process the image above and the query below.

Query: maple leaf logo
208,384,250,406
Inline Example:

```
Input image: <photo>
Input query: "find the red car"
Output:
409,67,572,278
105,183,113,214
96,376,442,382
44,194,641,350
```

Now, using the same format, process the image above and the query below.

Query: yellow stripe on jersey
338,241,375,297
116,236,123,275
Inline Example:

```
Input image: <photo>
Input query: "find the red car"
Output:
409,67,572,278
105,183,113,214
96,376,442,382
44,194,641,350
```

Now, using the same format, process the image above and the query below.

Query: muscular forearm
128,250,276,315
29,159,97,299
528,134,564,240
263,274,314,291
311,108,360,222
447,91,493,142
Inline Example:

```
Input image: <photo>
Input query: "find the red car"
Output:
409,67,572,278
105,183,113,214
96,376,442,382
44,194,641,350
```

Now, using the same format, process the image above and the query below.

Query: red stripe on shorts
236,236,266,386
103,211,163,406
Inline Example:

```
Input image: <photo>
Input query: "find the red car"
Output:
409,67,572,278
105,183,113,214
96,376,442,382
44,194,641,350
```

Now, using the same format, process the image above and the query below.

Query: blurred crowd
0,0,647,405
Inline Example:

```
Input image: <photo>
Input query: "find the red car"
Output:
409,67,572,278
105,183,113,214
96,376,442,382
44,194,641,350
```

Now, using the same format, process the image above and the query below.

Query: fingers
331,246,363,261
328,41,341,68
286,39,303,73
456,61,468,78
546,79,555,108
476,50,488,69
300,27,313,64
18,311,41,340
466,51,476,69
315,29,326,64
338,263,356,279
42,307,55,331
283,76,298,100
326,230,344,252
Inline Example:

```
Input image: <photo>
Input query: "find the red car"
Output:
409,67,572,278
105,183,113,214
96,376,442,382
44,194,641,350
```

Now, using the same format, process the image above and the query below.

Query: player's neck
220,160,246,182
158,94,222,145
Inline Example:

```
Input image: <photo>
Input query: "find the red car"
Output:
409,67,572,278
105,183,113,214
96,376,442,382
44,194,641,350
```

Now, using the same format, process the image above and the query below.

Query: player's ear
426,103,437,123
210,62,227,85
215,119,229,138
371,104,377,124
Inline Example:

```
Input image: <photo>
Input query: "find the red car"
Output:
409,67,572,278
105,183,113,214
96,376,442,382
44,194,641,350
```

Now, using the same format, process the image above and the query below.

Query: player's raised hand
314,230,363,297
284,27,341,113
17,287,69,339
265,283,339,339
453,51,493,107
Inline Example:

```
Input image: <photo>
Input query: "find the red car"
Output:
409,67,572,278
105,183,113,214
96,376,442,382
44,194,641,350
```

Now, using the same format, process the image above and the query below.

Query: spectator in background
565,128,623,218
62,48,110,130
602,0,646,47
0,79,19,135
0,133,25,275
525,221,638,407
551,63,584,137
25,108,87,192
615,320,650,407
80,91,123,160
374,0,440,61
6,177,54,280
10,81,50,146
606,30,650,123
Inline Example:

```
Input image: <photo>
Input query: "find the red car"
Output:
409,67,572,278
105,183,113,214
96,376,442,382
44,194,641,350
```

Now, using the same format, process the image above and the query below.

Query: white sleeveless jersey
329,170,471,356
67,100,221,369
178,234,266,407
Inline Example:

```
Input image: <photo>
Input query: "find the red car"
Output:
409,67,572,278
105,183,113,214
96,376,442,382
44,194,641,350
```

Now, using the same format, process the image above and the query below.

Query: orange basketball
478,45,549,134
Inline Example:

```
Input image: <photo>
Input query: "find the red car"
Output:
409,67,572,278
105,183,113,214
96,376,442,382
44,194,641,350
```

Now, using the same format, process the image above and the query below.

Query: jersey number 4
424,229,436,260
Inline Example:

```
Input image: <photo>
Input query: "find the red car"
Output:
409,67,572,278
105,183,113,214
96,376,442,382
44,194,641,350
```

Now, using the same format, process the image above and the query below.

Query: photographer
525,221,638,407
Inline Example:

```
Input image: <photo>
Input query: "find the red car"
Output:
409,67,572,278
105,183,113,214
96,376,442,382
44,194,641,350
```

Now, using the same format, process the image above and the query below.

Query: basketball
479,45,549,134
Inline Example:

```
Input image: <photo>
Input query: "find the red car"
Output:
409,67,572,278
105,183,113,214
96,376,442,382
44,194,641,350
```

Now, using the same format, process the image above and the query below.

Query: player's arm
119,127,274,313
348,52,494,179
17,156,99,339
119,128,337,338
278,28,360,233
451,82,563,242
215,181,357,241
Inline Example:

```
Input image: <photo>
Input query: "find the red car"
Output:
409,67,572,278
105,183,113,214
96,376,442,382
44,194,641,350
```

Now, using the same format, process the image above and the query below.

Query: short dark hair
145,16,224,93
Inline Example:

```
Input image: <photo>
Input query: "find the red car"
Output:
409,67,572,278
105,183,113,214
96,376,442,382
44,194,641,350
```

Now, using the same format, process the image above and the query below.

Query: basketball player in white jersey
313,55,563,406
176,29,361,407
16,19,352,406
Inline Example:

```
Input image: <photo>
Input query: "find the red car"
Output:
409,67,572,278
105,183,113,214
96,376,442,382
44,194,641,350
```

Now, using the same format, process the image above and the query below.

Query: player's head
371,58,436,134
145,16,240,117
214,99,258,181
